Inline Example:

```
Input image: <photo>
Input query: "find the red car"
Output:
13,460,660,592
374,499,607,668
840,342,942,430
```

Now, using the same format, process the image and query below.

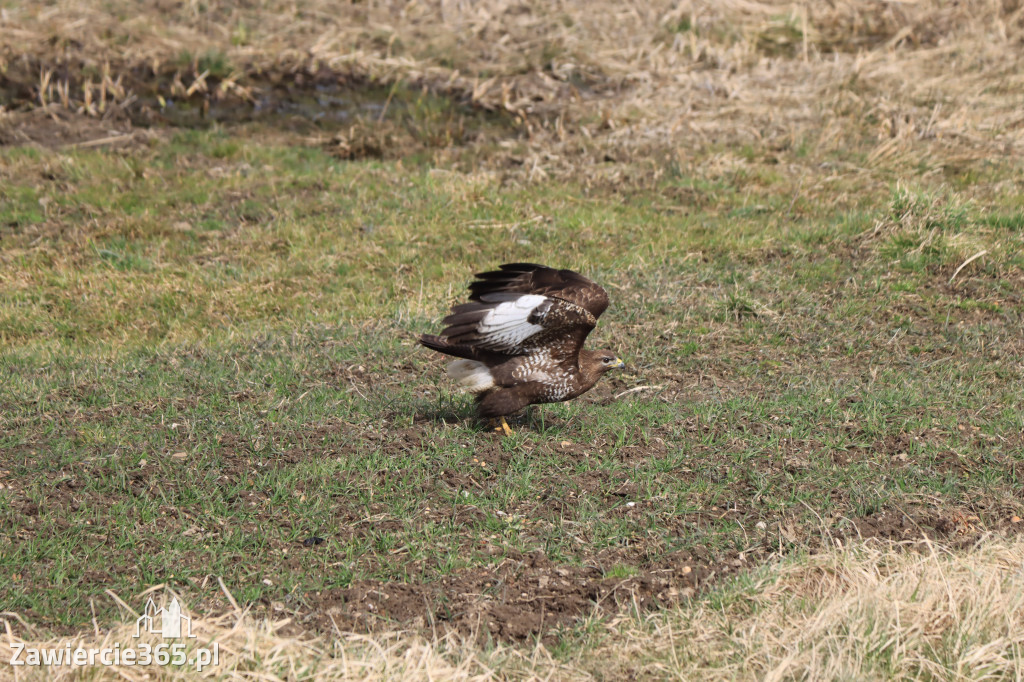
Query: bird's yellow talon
490,416,514,436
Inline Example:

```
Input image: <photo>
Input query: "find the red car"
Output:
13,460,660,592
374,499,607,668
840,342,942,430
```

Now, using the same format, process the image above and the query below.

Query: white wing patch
477,294,548,349
447,359,495,393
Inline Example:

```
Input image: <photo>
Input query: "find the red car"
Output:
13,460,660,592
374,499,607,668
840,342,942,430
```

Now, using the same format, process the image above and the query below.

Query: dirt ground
0,106,137,148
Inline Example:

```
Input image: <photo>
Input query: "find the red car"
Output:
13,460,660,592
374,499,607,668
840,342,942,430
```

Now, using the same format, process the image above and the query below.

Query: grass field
2,0,1024,679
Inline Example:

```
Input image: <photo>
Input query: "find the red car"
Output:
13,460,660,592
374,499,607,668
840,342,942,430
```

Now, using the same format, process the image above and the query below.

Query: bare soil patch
296,548,725,641
0,106,138,149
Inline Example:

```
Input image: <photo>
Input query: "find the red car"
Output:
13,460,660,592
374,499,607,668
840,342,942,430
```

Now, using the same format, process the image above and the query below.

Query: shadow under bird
420,263,624,434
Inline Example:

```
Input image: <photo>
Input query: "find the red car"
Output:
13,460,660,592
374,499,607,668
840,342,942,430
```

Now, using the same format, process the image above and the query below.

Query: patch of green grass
984,210,1024,231
605,564,639,579
1,129,1023,635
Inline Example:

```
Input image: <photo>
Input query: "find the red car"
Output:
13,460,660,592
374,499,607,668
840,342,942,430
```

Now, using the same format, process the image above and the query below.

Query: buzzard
420,263,624,434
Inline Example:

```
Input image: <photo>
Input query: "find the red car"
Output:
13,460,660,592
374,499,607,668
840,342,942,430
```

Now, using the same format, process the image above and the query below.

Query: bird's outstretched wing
468,263,609,318
433,264,608,359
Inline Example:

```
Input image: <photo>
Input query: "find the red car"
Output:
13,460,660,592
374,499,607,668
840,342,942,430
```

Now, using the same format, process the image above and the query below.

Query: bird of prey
420,263,624,434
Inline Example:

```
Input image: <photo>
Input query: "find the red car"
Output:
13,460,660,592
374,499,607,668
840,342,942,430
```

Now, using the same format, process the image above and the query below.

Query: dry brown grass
603,535,1024,681
3,0,1023,183
5,536,1023,681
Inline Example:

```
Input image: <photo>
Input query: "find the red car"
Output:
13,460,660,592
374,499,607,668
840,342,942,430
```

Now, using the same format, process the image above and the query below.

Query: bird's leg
490,416,514,436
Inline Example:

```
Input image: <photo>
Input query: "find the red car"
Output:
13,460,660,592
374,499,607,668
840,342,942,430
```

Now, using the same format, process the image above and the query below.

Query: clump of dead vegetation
2,1,1023,181
5,536,1023,680
610,536,1024,680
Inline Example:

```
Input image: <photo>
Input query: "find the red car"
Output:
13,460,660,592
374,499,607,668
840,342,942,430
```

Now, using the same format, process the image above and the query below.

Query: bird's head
589,350,625,374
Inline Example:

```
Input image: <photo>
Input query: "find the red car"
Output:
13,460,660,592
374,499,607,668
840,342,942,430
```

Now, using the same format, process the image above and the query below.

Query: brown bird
420,263,624,434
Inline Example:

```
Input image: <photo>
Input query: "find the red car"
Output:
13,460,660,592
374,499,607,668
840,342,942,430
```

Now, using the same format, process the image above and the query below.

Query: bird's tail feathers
447,359,495,393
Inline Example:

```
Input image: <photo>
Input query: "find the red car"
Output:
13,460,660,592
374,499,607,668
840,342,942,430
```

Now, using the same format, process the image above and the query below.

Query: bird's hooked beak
611,357,625,369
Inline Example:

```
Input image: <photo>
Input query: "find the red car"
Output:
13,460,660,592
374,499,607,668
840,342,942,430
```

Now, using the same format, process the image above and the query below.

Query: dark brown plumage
420,263,624,431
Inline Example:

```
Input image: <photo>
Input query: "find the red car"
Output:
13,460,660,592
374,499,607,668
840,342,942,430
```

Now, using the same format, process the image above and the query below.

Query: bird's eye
602,357,611,364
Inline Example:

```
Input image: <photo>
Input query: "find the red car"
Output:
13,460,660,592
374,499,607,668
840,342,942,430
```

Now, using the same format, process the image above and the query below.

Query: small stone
1012,516,1022,524
681,566,692,574
756,521,767,530
262,578,273,586
626,501,636,508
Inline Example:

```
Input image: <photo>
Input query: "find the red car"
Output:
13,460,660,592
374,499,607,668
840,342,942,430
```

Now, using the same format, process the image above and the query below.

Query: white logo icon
134,598,195,639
